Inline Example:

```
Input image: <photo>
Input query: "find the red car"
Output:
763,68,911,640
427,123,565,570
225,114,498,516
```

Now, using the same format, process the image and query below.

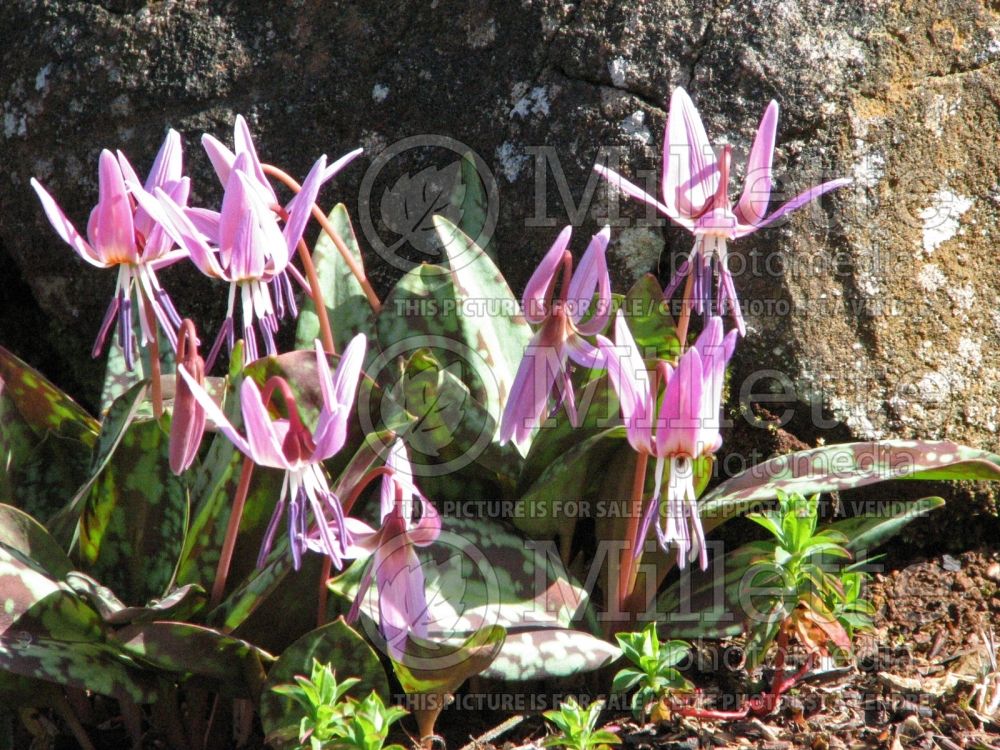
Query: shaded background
2,0,999,539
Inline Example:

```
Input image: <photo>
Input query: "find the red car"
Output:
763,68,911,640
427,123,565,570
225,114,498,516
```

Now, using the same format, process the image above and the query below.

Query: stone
1,2,998,536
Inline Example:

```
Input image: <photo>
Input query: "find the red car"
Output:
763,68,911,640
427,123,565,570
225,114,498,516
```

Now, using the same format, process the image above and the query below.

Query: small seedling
542,698,619,750
271,659,407,750
612,622,691,719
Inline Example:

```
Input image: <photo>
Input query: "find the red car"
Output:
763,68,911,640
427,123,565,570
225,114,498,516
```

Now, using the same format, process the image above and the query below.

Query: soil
444,549,1000,750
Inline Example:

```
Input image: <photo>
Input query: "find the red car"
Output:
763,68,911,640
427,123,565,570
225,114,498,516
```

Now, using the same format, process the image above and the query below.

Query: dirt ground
445,549,1000,750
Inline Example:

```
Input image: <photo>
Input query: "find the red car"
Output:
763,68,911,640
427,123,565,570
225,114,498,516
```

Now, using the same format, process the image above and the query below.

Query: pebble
941,554,962,572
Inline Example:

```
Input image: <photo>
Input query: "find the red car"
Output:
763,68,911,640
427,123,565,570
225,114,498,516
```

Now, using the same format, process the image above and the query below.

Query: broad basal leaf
482,628,620,680
296,203,378,357
700,440,1000,535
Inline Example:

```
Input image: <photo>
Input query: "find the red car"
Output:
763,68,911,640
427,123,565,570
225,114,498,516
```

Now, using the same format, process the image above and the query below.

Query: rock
1,2,999,528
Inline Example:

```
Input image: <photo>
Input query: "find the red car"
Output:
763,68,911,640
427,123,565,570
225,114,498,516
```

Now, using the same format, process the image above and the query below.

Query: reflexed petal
735,100,778,226
499,334,562,446
564,332,604,369
593,164,687,228
146,129,183,191
30,178,104,266
313,333,366,459
664,88,718,218
283,155,328,258
567,226,612,335
322,147,363,182
736,177,853,236
176,363,253,459
202,132,236,187
233,114,276,202
657,346,704,457
522,225,572,324
239,378,293,469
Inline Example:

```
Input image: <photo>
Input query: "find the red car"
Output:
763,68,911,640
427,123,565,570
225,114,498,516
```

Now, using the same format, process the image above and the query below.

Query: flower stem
262,163,382,313
296,238,337,355
210,457,255,608
618,450,649,619
317,555,332,628
142,295,164,418
675,271,696,350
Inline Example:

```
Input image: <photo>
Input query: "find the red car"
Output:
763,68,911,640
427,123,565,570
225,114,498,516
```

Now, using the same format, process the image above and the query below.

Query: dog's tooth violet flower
601,313,737,569
500,225,612,447
596,87,851,335
178,334,367,570
31,130,189,369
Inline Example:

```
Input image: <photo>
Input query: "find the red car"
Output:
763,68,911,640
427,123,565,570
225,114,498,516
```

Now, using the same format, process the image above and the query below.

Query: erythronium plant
31,130,188,371
8,95,1000,749
596,87,851,339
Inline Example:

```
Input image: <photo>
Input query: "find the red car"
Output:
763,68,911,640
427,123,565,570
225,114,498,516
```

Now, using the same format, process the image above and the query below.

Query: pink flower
600,313,737,569
178,334,367,569
346,440,441,662
499,225,612,447
169,320,207,474
596,87,851,335
134,116,361,367
31,131,189,369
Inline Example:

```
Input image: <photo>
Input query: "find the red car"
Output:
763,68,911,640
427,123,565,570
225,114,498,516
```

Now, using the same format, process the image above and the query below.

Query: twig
457,714,525,750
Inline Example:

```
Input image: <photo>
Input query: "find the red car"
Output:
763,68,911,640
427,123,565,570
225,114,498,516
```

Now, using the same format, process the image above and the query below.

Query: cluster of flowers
499,88,848,569
32,116,435,658
32,88,849,651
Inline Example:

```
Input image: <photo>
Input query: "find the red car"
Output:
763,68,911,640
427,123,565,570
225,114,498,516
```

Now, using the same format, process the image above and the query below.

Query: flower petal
90,150,136,262
735,101,778,226
312,333,366,460
202,132,236,187
146,129,184,191
322,147,363,182
283,155,328,258
239,378,294,470
522,225,572,324
567,226,612,335
176,363,253,458
737,177,853,236
664,87,718,219
30,178,103,266
593,164,689,228
499,332,561,446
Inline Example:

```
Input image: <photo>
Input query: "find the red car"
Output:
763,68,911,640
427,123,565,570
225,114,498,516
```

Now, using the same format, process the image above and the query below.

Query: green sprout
542,697,619,750
271,660,408,750
611,622,691,719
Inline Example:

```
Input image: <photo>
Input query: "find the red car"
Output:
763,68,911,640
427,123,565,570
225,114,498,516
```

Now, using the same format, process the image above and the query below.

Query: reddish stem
675,271,696,350
262,163,381,313
618,450,649,619
142,295,164,418
317,555,332,628
210,457,255,608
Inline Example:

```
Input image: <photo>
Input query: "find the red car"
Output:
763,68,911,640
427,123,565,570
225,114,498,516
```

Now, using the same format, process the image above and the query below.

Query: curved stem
210,457,255,608
342,466,394,516
262,163,382,313
619,450,649,619
297,237,336,355
142,295,164,418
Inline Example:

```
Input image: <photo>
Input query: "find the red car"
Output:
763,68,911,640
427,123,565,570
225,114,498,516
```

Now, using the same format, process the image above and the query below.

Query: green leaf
656,497,944,639
260,618,389,748
0,347,98,522
73,418,189,604
700,440,1000,535
621,275,680,361
0,505,72,578
447,153,496,261
112,620,270,698
482,629,620,681
66,573,206,626
296,204,378,356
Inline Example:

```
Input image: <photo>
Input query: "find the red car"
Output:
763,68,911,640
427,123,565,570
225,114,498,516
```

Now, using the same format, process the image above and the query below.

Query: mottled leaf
66,572,206,626
98,304,174,418
0,505,72,578
392,625,505,740
482,628,620,680
447,152,496,261
700,440,1000,535
381,163,463,258
0,347,97,521
332,515,590,638
76,418,189,604
296,203,378,357
622,275,680,360
112,620,270,698
260,618,388,747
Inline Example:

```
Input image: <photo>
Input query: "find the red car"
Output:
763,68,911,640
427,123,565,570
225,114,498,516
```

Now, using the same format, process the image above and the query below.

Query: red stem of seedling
262,163,382,314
